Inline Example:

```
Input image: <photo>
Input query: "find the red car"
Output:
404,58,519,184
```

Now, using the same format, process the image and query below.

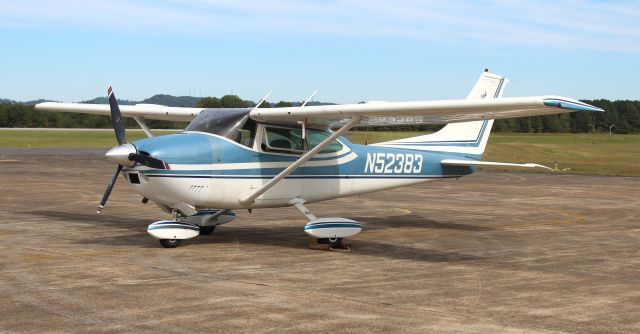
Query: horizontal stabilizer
441,159,552,170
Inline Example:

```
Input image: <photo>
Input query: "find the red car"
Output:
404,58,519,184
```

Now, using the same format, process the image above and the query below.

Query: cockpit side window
262,127,305,154
261,126,343,155
306,130,343,153
240,118,257,148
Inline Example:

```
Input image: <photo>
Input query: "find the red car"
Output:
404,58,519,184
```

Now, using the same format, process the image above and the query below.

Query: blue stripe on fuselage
130,132,475,179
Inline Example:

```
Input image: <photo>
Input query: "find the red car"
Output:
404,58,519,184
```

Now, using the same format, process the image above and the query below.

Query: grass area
483,133,640,177
1,129,638,177
349,131,640,177
0,129,179,148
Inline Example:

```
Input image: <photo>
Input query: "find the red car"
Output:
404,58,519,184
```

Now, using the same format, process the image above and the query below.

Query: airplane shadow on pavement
26,210,485,263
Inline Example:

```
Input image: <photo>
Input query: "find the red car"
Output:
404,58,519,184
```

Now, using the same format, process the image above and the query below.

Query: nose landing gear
310,237,351,251
159,239,181,248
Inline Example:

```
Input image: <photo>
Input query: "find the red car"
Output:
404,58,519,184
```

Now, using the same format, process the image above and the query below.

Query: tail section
374,71,507,157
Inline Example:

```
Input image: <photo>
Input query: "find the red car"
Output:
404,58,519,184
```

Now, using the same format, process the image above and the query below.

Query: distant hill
301,101,336,107
76,94,203,107
80,97,137,105
84,95,205,107
0,98,53,105
141,95,203,107
24,99,49,106
1,95,335,108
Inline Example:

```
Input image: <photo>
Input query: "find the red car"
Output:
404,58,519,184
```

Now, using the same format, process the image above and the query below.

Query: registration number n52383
364,153,423,174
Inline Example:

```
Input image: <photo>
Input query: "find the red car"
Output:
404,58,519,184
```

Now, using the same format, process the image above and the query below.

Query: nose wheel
317,237,343,248
159,239,181,248
310,237,351,251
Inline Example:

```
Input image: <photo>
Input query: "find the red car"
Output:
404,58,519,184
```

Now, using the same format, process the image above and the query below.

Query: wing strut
133,116,154,137
239,117,360,206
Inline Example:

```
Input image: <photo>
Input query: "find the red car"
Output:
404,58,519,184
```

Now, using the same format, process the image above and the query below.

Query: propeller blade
128,153,169,169
98,164,124,214
108,86,126,145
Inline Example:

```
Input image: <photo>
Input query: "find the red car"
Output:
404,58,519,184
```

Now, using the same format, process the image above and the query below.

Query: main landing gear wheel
317,237,343,248
159,239,181,248
199,226,215,235
314,237,350,251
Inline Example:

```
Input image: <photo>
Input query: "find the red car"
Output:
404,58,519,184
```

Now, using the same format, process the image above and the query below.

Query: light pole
609,124,615,135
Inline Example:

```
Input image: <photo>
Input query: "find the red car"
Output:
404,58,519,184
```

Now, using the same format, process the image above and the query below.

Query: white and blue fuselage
123,128,474,210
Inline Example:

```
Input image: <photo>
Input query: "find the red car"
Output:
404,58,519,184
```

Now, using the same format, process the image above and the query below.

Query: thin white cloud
1,0,639,52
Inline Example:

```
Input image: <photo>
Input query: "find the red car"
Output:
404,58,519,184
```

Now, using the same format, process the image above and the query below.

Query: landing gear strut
199,226,215,235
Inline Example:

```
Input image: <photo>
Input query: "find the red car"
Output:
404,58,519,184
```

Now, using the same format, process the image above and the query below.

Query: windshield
185,108,253,142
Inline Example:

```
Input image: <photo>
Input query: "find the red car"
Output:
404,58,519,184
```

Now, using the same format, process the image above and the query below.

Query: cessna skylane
35,70,603,249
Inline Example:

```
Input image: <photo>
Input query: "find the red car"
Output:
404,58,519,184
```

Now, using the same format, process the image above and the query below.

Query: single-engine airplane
35,70,603,249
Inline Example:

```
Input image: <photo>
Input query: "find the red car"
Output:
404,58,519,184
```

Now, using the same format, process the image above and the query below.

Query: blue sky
1,0,639,103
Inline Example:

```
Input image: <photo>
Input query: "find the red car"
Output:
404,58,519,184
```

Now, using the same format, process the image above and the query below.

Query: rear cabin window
261,126,343,155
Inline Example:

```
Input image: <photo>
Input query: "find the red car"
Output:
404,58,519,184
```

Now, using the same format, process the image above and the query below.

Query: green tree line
491,100,640,133
1,98,638,133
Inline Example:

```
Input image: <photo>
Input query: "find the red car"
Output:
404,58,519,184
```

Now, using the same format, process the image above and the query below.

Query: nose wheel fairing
146,209,236,248
147,221,200,241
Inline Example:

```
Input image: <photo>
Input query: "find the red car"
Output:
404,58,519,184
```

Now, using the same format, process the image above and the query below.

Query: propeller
128,153,169,170
97,86,126,214
108,86,126,146
98,164,123,213
97,86,169,214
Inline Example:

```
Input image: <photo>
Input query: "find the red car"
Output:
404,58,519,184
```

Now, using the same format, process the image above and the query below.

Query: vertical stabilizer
374,71,507,157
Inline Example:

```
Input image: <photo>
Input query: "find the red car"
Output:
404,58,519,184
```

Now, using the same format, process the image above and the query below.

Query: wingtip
543,97,604,113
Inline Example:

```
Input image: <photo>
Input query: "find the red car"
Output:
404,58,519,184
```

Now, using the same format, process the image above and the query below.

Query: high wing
35,102,215,122
37,95,602,127
250,96,603,127
35,71,603,127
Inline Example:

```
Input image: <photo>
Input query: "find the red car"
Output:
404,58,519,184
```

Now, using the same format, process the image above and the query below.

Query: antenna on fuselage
253,91,272,109
301,90,318,108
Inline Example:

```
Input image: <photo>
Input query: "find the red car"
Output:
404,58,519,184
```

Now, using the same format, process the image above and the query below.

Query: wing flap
35,102,205,122
441,159,552,170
